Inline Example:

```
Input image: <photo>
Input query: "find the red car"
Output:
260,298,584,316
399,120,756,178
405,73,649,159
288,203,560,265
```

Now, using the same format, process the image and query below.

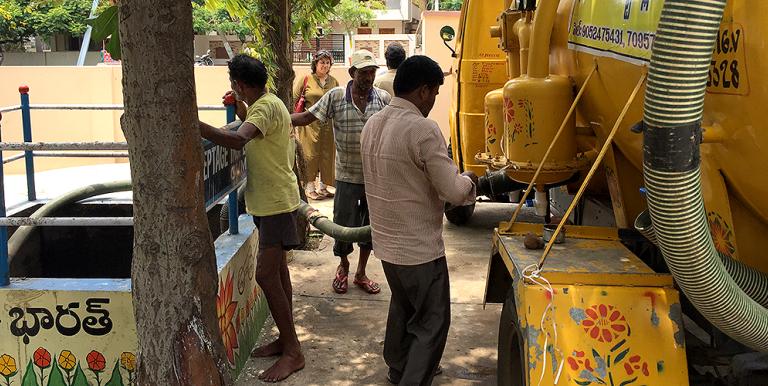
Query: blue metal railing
19,87,36,201
0,119,7,286
0,85,242,287
226,103,239,235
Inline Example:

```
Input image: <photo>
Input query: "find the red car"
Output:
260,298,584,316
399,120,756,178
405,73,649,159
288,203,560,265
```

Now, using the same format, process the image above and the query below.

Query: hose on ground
643,0,768,351
218,189,370,243
297,201,371,243
8,180,133,266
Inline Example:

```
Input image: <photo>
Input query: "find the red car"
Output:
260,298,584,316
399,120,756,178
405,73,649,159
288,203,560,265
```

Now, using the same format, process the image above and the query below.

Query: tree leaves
87,5,116,41
86,5,120,59
333,0,385,39
0,0,94,45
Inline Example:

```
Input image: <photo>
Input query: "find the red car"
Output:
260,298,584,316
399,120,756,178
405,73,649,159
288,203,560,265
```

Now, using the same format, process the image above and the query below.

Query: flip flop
306,191,321,200
353,277,381,294
333,269,348,294
317,188,334,198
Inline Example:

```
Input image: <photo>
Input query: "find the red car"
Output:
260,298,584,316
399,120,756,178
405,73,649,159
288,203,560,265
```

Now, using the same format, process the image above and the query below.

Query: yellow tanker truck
440,0,768,384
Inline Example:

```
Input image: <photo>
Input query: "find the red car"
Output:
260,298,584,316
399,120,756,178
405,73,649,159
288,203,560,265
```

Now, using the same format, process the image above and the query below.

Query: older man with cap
292,49,391,295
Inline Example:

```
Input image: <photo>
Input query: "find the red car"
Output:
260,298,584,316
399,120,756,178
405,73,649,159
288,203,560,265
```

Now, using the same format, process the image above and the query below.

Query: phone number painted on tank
707,24,749,96
570,22,625,46
571,22,657,50
567,0,663,64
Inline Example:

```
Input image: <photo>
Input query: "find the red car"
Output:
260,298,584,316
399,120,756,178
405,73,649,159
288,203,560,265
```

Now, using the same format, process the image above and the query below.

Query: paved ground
235,198,515,386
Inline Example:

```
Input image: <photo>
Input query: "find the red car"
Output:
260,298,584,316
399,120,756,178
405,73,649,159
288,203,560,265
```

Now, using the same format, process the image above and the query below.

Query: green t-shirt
243,93,299,216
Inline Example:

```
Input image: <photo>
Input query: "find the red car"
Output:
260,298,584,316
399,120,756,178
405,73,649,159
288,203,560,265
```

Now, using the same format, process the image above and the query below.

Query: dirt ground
234,199,516,386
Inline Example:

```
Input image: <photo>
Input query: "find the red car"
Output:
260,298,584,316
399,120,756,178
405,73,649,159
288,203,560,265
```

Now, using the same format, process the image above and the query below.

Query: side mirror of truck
440,26,457,57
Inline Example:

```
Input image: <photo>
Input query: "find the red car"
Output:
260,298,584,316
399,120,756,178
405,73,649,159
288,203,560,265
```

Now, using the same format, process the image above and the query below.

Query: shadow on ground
234,201,516,385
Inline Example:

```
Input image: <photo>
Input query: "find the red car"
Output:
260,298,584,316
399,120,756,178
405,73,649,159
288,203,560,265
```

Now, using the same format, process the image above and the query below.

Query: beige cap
350,49,379,69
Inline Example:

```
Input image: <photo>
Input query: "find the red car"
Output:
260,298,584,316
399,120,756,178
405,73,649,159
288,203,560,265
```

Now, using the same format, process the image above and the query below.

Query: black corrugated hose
642,0,768,351
297,201,371,243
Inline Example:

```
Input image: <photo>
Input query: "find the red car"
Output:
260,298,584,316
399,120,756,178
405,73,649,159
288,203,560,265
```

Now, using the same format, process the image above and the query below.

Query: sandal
317,188,334,198
306,191,321,200
353,277,381,294
332,267,348,294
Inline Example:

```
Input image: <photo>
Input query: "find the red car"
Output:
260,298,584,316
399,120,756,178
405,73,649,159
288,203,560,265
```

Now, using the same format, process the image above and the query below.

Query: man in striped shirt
361,56,477,385
291,50,391,295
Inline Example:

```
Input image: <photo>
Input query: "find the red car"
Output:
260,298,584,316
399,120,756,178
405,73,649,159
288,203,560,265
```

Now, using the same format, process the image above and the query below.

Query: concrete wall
2,52,102,66
0,66,235,174
0,11,461,175
353,34,417,63
421,11,461,138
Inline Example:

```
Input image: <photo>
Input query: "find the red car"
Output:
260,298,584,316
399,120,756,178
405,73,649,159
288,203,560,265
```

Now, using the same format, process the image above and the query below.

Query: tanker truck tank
447,0,768,384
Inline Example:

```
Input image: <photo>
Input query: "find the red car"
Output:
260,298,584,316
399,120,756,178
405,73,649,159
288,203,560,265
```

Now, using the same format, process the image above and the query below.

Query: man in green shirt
200,55,303,383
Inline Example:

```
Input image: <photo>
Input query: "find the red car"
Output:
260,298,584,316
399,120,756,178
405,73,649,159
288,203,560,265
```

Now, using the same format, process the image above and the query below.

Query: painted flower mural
86,351,106,372
120,352,136,372
217,271,240,366
121,351,137,385
34,348,51,369
517,99,535,139
581,304,628,343
708,211,736,258
57,351,76,371
58,350,77,384
0,354,17,386
623,354,650,377
503,97,515,123
87,350,107,385
487,121,498,145
34,347,51,385
568,305,653,385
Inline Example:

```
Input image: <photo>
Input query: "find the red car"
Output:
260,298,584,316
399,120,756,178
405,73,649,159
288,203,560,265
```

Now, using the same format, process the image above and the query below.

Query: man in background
291,50,391,296
374,42,406,97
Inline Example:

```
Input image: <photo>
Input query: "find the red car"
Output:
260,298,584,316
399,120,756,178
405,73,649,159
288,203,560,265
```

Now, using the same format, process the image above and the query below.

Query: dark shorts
252,210,300,251
333,180,372,256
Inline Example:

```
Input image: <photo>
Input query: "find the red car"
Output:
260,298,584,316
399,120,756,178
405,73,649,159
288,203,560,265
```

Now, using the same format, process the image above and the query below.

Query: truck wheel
444,203,475,225
498,288,527,386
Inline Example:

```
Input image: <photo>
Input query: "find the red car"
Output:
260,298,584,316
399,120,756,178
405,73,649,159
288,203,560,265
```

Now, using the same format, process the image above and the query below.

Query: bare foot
251,339,282,358
258,352,305,382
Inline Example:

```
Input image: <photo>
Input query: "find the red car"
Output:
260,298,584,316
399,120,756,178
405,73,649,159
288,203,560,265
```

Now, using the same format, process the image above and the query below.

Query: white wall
2,52,102,66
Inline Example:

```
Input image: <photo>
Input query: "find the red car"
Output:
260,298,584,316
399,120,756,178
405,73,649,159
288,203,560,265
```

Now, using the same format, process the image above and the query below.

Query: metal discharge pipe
642,0,768,351
476,169,527,198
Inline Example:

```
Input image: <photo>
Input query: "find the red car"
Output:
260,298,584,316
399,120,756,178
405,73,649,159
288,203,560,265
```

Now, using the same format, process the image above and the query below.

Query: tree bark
263,0,310,247
264,0,294,107
118,1,231,385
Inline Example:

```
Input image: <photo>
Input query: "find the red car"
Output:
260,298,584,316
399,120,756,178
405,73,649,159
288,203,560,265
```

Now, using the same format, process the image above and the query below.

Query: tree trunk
118,1,231,385
264,0,310,247
264,0,294,107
